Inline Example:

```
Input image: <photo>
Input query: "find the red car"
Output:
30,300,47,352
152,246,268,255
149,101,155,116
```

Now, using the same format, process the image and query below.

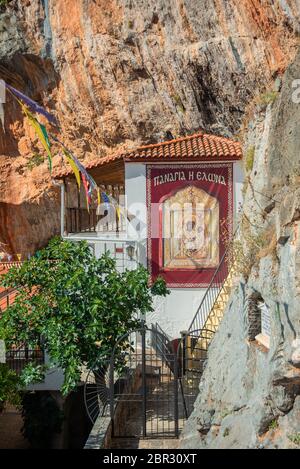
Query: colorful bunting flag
21,103,53,171
6,83,58,125
0,103,4,131
101,192,110,204
81,173,91,210
63,149,81,189
5,82,102,209
0,80,5,131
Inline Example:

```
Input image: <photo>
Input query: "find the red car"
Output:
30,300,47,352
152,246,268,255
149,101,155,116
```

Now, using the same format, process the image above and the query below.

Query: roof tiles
55,132,242,178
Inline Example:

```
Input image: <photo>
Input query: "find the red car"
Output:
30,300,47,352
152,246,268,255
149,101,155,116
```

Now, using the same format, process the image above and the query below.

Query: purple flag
6,83,58,125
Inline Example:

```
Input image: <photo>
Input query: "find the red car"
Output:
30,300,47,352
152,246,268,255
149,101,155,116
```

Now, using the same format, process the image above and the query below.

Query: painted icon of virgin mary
160,186,219,270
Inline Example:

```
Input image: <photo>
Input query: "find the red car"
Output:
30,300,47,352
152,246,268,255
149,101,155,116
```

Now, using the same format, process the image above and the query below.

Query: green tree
0,363,21,412
0,237,168,395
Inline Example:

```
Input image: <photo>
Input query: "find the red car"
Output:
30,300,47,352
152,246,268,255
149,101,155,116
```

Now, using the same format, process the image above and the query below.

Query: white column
60,182,65,237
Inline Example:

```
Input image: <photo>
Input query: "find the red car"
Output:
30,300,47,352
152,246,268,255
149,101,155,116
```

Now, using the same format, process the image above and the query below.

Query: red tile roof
0,262,22,294
55,132,242,178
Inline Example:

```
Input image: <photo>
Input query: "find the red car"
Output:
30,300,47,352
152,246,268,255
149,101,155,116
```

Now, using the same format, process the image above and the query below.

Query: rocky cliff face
180,49,300,449
1,0,300,255
1,0,300,450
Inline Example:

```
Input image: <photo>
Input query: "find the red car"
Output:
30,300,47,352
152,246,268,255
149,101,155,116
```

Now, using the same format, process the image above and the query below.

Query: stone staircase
202,266,237,334
179,237,239,418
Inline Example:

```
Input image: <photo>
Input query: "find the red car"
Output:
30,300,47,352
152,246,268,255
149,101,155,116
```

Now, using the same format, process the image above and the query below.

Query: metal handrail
6,345,45,375
187,227,238,333
1,288,45,372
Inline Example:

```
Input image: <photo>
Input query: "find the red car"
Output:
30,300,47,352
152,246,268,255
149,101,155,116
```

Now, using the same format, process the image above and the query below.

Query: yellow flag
63,149,81,189
116,205,120,220
21,103,53,171
17,253,22,261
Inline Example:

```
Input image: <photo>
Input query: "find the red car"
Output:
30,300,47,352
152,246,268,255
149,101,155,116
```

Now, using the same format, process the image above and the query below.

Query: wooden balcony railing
66,207,99,233
66,207,126,234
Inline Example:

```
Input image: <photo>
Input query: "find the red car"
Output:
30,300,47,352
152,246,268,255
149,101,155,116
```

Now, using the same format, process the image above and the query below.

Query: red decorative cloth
146,163,233,288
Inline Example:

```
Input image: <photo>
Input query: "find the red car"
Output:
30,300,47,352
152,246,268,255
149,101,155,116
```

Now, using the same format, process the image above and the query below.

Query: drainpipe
60,182,65,238
52,178,65,238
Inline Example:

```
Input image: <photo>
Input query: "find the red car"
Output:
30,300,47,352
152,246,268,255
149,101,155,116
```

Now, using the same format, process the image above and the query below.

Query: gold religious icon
182,213,202,258
161,186,219,270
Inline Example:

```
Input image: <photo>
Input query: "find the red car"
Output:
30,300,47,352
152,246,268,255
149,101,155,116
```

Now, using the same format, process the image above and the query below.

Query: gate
84,325,214,439
109,325,179,439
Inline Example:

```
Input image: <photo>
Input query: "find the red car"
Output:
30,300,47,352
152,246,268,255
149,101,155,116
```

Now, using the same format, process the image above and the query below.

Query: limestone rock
180,47,300,450
1,1,300,253
291,339,300,368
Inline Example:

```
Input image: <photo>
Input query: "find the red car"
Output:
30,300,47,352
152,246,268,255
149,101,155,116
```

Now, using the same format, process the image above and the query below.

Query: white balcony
64,233,143,273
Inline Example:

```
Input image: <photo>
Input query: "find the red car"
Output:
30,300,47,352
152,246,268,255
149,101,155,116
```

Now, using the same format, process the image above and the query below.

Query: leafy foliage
257,90,278,106
0,363,21,412
245,146,255,172
20,363,48,387
0,0,9,7
21,392,63,448
268,419,278,431
288,433,300,446
0,237,169,395
26,153,44,171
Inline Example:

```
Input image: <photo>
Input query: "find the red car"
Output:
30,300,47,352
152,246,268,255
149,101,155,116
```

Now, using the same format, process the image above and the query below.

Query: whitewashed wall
90,161,243,339
124,161,244,338
125,163,147,267
233,161,244,227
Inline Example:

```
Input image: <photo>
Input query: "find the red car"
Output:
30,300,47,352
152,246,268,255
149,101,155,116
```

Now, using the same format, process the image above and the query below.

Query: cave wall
180,48,300,449
1,0,300,255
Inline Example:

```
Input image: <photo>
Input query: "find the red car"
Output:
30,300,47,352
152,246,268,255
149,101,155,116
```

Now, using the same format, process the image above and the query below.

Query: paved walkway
0,405,29,449
109,437,179,449
109,362,184,449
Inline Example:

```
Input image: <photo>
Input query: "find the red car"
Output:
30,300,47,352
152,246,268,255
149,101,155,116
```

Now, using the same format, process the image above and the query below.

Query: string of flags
1,80,120,215
0,252,23,262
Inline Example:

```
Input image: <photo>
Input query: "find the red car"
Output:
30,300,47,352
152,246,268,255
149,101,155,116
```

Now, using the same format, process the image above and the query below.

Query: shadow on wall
0,195,60,257
63,386,93,449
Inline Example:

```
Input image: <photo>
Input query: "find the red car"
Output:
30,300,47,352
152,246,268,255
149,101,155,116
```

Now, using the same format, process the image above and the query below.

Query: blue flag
6,83,58,125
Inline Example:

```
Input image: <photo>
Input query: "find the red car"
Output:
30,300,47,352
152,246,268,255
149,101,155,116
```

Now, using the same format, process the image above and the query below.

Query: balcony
62,178,144,270
64,181,126,236
5,344,45,376
66,206,127,235
65,233,142,273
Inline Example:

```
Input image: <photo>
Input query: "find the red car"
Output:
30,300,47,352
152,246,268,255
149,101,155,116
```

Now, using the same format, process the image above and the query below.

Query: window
247,291,270,349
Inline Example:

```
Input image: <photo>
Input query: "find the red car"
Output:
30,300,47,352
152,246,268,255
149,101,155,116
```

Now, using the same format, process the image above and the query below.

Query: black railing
176,229,238,419
178,328,214,418
5,345,45,375
151,323,171,357
0,288,45,374
187,230,237,334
